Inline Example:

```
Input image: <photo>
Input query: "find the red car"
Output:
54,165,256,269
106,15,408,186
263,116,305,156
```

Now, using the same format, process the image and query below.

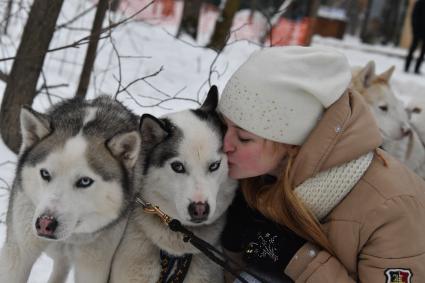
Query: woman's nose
223,132,235,153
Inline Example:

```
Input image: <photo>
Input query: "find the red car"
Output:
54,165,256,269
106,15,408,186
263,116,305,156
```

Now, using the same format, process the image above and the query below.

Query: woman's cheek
239,149,263,171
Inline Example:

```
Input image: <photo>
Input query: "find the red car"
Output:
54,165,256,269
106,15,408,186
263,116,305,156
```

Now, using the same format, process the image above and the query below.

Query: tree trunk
259,0,288,44
304,0,319,45
346,0,360,35
306,0,319,17
176,0,203,40
2,0,14,34
381,0,403,45
0,0,63,154
207,0,241,51
110,0,121,12
75,0,109,98
360,0,373,43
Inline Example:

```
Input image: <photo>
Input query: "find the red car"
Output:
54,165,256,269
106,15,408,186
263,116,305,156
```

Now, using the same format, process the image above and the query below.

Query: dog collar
157,250,192,283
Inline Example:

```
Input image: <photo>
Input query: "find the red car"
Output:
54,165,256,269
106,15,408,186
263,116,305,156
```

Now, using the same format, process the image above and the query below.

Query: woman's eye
209,161,221,172
238,136,251,143
171,161,186,173
40,169,51,182
75,177,94,188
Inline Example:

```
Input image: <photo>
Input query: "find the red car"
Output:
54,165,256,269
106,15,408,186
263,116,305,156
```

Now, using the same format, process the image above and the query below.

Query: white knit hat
218,46,352,145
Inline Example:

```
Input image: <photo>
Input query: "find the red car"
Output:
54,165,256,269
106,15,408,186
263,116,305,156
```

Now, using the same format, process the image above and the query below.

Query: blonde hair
241,144,334,254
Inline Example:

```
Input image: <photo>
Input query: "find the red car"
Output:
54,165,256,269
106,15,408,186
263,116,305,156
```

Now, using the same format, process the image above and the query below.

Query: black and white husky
0,96,141,282
110,86,238,283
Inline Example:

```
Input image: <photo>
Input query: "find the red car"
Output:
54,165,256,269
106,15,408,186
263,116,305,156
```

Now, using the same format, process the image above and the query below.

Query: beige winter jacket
284,89,425,282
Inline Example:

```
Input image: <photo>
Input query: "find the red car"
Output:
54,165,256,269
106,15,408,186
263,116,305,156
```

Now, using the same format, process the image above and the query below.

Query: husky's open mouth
36,233,57,240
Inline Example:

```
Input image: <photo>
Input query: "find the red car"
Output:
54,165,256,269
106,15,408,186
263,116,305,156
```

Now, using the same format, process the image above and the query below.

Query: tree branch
0,0,157,63
55,4,97,30
114,66,164,99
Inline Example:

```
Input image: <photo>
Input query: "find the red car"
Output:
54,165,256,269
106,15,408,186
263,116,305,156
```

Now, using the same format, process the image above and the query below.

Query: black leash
135,196,270,283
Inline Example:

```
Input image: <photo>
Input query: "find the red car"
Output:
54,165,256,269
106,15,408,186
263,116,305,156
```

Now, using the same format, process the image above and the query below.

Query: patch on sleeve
385,268,412,283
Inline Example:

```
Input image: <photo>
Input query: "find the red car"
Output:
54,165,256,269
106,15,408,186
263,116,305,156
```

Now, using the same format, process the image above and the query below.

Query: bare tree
207,0,241,51
2,0,14,34
110,0,121,12
360,0,373,43
259,0,291,44
75,0,109,98
305,0,319,45
306,0,319,18
176,0,203,40
0,0,63,154
381,0,407,45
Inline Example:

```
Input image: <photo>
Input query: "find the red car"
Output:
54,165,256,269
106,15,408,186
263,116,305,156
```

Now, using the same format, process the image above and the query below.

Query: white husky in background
0,96,141,283
351,61,425,177
110,86,238,283
406,99,425,146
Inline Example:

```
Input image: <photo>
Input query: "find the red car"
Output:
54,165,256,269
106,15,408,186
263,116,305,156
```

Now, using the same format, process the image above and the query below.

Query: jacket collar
289,89,383,187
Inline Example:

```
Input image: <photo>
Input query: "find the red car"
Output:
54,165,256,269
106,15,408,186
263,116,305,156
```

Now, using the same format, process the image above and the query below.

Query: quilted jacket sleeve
284,195,425,282
284,243,356,282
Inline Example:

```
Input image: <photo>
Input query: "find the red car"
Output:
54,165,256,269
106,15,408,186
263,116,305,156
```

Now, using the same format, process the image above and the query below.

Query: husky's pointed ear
358,61,376,88
107,131,141,169
200,85,218,111
20,106,51,150
139,114,168,147
377,65,395,83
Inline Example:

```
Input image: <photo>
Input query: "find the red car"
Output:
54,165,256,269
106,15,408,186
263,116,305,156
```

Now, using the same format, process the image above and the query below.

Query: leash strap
168,219,268,283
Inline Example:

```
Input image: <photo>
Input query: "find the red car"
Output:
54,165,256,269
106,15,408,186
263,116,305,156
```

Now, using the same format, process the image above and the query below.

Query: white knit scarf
294,152,374,220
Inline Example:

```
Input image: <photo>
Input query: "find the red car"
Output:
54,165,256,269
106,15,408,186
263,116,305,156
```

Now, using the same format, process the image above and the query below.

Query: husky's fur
406,100,425,145
110,87,238,283
0,96,141,282
351,61,425,177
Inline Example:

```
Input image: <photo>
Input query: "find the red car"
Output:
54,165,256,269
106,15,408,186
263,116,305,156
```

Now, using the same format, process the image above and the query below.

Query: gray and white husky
0,96,141,283
110,86,238,283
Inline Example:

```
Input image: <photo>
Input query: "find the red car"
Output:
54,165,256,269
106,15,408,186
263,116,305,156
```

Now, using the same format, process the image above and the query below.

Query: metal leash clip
135,196,172,224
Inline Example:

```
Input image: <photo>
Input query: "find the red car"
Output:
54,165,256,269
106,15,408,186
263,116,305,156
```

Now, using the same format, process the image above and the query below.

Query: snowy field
0,1,425,282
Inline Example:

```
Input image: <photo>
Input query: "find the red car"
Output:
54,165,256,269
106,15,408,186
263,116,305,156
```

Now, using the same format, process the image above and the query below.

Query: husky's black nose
188,201,210,223
35,215,58,239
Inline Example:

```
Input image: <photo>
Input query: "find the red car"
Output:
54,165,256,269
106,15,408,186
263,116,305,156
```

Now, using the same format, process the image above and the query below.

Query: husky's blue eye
171,161,185,174
76,177,94,188
209,161,221,172
40,169,51,182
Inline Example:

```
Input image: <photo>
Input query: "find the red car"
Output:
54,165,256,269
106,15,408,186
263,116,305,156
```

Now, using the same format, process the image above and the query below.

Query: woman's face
222,116,292,180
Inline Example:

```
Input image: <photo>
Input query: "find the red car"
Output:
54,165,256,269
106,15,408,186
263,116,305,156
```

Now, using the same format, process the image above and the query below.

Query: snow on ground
0,1,425,281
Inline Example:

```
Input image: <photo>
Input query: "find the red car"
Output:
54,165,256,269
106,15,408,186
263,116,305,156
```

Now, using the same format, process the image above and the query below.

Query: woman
218,46,425,282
